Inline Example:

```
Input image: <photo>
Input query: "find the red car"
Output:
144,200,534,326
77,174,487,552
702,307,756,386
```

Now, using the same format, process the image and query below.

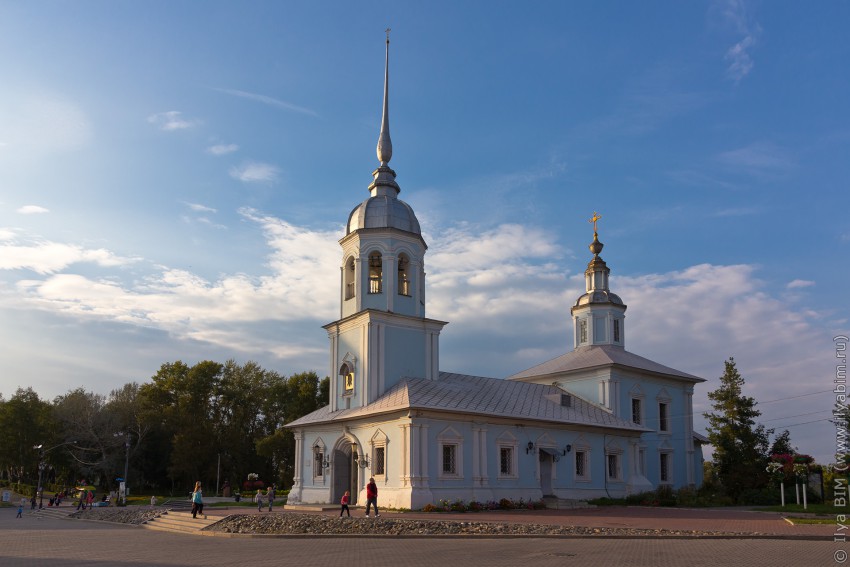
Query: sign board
1,490,10,503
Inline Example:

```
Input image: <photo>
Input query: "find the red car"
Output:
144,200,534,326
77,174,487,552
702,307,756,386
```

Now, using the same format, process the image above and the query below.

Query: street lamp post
33,445,44,509
113,432,131,505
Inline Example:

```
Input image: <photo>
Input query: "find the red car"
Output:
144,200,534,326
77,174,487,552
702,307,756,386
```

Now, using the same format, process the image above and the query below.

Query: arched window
340,363,355,393
368,252,382,294
397,253,411,296
344,257,356,300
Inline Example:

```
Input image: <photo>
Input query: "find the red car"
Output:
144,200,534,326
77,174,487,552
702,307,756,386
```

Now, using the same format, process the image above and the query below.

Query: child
16,503,23,518
255,489,264,511
339,490,350,518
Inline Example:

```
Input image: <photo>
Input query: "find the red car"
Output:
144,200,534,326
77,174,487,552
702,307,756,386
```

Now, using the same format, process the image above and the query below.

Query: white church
285,36,706,510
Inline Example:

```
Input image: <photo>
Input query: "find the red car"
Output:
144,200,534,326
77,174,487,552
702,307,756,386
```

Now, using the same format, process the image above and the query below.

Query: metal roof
508,344,704,383
286,371,647,432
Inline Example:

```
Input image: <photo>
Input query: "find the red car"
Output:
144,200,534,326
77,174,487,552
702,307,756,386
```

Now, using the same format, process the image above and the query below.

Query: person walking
255,489,264,512
191,481,204,519
339,490,351,518
365,477,379,517
16,502,24,518
266,485,275,512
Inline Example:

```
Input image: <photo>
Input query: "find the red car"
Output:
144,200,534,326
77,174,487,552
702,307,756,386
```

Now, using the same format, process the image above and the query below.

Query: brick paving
0,505,838,567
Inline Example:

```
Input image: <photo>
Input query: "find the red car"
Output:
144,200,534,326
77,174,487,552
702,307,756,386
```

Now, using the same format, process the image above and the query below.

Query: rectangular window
631,398,642,425
613,320,620,342
575,450,586,478
315,451,324,478
660,453,670,483
374,447,385,476
579,320,588,343
659,402,669,432
607,454,619,480
499,447,513,476
442,444,456,475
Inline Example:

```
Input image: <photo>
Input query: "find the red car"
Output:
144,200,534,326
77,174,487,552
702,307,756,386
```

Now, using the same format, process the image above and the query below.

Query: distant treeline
0,360,329,496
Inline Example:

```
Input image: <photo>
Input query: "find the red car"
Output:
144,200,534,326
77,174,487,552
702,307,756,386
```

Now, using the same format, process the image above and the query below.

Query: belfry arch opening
397,253,411,296
368,251,383,294
344,256,356,300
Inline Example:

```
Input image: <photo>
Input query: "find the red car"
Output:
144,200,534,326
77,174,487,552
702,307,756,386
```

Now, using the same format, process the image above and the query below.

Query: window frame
574,448,591,482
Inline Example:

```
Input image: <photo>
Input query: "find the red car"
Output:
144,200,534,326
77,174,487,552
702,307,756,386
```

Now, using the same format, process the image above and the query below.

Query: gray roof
347,195,421,236
508,344,704,383
286,371,647,433
693,431,709,444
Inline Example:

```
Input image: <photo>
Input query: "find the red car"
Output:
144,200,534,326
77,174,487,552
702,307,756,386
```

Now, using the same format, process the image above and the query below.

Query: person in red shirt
365,478,379,517
339,490,350,517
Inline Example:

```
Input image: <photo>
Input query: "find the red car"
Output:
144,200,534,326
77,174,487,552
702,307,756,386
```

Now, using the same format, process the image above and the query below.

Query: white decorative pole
795,482,800,505
780,482,785,507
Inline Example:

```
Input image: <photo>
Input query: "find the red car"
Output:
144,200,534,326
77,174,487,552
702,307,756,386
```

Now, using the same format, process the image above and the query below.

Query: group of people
339,477,379,518
254,485,276,511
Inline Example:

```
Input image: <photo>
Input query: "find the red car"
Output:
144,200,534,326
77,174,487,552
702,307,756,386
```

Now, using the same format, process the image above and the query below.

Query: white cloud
207,143,239,156
718,0,761,83
213,88,318,117
185,202,217,213
229,161,280,183
147,111,199,131
787,279,815,289
0,237,139,275
0,215,836,462
17,205,49,214
712,206,760,217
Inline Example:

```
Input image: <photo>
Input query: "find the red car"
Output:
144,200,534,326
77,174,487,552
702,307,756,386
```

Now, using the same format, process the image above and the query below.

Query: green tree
769,430,795,456
0,388,56,485
704,357,772,503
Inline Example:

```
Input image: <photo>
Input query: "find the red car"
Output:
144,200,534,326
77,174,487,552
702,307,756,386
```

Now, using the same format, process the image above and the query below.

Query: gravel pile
204,512,737,537
70,507,163,524
67,508,743,537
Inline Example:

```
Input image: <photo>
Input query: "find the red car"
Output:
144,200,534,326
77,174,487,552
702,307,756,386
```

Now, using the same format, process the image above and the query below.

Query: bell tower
570,212,627,349
324,31,446,413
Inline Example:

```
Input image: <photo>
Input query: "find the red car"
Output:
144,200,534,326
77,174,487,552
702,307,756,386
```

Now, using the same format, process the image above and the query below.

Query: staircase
141,510,217,534
33,506,78,520
541,496,596,510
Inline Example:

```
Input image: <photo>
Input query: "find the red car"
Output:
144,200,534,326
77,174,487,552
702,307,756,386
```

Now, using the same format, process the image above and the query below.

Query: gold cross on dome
589,212,602,233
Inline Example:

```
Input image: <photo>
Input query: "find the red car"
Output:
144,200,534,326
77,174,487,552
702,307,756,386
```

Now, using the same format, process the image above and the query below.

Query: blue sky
0,1,847,464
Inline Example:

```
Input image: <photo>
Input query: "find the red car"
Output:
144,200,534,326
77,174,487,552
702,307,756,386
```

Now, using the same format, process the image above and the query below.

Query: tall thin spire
376,28,393,166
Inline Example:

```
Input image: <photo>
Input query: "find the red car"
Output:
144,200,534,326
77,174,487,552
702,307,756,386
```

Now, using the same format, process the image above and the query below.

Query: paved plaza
0,506,838,567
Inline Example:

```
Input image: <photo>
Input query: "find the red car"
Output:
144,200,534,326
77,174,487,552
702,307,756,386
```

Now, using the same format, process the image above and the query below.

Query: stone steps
33,507,78,520
141,510,217,534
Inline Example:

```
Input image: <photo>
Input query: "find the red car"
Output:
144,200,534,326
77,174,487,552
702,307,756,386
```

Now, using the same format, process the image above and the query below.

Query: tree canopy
0,361,329,496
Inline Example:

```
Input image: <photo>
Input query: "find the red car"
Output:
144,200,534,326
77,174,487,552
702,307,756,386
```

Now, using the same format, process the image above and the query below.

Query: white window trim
437,427,464,480
498,444,518,479
370,429,388,479
312,438,327,482
631,396,644,426
606,447,624,483
658,401,671,434
574,448,591,483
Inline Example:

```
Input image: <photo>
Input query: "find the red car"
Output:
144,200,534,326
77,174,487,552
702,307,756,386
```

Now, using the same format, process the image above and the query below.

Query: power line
758,389,833,405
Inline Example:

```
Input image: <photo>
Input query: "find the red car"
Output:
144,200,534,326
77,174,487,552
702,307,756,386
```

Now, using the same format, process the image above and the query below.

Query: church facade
285,37,705,510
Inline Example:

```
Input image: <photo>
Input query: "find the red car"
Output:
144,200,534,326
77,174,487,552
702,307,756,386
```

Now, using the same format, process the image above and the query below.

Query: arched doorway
332,441,361,505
